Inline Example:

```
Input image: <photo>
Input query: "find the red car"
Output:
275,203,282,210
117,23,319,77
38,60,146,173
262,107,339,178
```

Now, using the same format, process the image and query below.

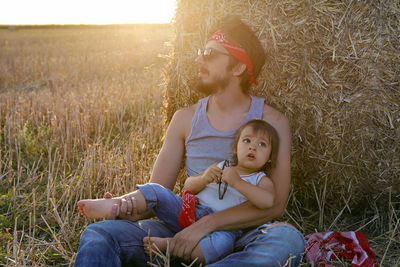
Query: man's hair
209,16,266,93
231,120,280,173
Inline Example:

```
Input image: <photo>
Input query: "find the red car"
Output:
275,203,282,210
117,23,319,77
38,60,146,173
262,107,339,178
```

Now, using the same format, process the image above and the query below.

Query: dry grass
0,25,172,266
1,3,399,264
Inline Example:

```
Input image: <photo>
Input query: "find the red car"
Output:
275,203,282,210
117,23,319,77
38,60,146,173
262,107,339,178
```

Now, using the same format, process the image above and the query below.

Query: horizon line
1,22,172,26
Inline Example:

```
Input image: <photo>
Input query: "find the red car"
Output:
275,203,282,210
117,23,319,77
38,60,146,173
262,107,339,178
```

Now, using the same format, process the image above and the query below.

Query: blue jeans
75,184,305,266
138,183,242,264
75,220,305,266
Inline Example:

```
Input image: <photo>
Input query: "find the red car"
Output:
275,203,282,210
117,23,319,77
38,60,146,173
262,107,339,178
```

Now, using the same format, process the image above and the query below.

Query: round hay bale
164,0,400,237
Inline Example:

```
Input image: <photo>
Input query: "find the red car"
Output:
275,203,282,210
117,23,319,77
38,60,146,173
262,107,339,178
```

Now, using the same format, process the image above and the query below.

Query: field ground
0,25,398,266
1,25,172,266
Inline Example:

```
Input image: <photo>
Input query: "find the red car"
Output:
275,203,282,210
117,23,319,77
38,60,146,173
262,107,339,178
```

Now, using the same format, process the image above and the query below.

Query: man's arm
149,108,193,189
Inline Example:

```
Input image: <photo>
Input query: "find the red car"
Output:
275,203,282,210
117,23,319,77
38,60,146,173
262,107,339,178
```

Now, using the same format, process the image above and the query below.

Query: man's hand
201,163,223,184
221,167,241,188
103,192,118,220
168,217,213,261
103,192,141,221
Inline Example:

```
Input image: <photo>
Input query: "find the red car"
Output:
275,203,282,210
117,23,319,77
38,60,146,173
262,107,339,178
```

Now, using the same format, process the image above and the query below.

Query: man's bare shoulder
262,103,290,131
172,104,197,121
170,104,197,139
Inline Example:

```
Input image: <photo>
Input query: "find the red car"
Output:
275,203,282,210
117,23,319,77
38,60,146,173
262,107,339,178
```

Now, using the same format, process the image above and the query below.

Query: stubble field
0,24,398,266
0,25,172,266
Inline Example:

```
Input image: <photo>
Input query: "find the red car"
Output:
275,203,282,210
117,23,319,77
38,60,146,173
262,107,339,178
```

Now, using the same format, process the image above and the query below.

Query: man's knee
258,222,304,248
79,220,151,264
255,223,305,265
80,221,114,243
80,220,146,246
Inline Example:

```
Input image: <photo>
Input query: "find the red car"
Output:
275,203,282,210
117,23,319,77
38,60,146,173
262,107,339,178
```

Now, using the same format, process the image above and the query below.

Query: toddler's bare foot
77,198,119,219
143,236,206,264
143,236,170,254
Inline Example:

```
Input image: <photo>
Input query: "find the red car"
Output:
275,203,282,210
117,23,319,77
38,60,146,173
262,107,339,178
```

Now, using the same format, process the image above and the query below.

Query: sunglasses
197,48,230,60
218,160,230,200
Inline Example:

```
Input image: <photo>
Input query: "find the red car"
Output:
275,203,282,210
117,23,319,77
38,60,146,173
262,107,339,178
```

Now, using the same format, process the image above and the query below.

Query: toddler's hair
232,120,280,172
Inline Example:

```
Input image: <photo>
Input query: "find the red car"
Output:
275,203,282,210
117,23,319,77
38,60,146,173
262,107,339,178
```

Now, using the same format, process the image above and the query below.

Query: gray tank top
185,95,265,177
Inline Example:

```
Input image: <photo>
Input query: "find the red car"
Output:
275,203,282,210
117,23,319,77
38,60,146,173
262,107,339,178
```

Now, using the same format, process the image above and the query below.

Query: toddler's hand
222,167,241,187
104,192,113,199
201,163,223,184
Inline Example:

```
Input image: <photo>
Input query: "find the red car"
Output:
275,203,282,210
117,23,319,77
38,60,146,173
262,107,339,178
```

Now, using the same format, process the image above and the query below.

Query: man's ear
232,62,247,76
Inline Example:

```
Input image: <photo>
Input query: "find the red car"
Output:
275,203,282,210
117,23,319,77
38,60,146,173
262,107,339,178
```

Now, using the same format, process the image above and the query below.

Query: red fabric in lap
178,190,197,229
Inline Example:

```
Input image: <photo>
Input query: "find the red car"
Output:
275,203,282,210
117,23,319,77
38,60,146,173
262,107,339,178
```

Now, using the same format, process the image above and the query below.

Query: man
75,16,305,266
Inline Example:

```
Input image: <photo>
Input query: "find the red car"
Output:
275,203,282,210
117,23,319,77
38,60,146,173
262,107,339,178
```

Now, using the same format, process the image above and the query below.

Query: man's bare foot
77,198,119,219
143,236,170,254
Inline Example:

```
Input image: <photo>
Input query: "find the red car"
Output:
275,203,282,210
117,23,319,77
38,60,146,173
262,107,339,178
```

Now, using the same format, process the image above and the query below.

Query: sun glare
0,0,176,25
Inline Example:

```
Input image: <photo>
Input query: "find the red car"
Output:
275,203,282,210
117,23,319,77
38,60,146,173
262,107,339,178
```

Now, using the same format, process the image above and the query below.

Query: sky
0,0,176,25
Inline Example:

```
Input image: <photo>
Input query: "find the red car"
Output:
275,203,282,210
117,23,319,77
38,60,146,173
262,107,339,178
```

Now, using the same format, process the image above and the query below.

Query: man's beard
195,75,230,95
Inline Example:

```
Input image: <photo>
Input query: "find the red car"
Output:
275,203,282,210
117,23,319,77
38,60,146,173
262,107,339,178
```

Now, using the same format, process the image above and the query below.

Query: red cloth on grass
178,190,197,229
305,231,378,267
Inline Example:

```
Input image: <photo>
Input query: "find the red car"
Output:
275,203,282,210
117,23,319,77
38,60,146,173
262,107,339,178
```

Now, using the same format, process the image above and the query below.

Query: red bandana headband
209,30,257,85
